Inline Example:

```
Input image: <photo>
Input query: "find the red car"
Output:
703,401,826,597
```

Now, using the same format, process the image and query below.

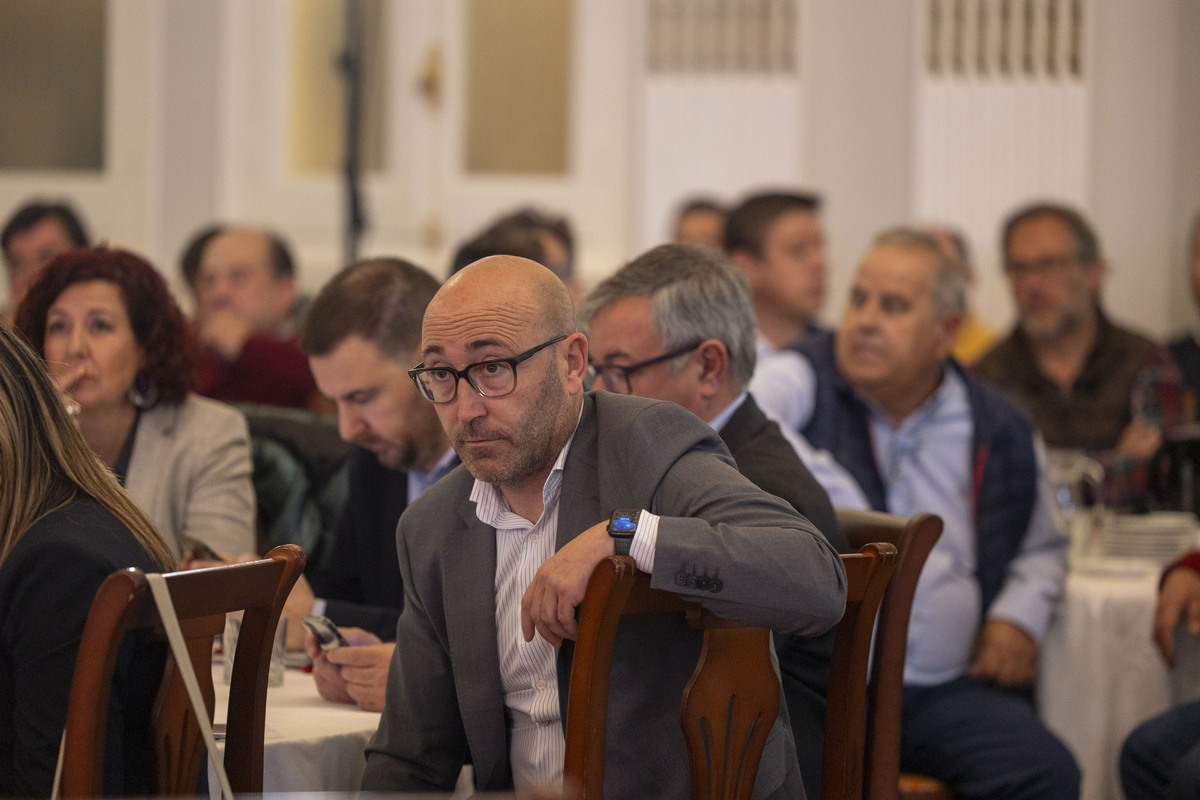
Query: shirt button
536,679,547,690
531,533,540,542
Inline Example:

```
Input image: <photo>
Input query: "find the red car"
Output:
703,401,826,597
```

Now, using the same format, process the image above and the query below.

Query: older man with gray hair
580,243,865,799
754,227,1078,799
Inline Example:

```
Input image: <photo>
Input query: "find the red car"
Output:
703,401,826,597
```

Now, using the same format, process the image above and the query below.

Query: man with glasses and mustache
361,255,846,799
977,202,1182,507
579,242,867,799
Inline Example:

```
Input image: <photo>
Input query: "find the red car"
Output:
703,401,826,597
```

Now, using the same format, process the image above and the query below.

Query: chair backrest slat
564,555,782,800
567,546,899,800
837,508,945,800
823,543,899,800
59,544,305,797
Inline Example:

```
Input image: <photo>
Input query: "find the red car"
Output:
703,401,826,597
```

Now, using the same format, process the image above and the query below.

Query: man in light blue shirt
754,228,1079,799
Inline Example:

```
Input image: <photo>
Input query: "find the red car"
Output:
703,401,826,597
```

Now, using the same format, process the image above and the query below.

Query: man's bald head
428,255,577,346
418,255,587,497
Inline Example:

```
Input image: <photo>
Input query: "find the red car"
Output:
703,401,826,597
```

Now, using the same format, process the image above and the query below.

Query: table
209,662,381,793
1038,559,1172,800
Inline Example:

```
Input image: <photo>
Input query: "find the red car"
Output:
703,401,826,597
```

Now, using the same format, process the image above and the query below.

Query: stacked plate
1100,512,1197,565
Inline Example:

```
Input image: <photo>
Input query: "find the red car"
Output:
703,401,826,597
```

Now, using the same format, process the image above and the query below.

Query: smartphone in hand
302,614,350,651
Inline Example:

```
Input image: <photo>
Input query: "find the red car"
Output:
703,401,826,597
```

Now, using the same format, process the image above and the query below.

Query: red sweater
195,335,317,409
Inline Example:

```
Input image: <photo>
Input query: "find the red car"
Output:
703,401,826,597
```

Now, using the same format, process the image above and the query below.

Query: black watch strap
607,508,641,557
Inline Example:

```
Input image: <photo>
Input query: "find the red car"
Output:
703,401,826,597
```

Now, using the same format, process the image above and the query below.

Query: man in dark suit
287,257,458,711
580,242,852,799
362,255,847,798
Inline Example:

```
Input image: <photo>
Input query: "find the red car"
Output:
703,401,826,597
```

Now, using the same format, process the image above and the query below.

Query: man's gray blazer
362,391,846,799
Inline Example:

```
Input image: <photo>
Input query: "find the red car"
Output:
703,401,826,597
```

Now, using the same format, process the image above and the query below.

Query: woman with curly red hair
15,247,255,560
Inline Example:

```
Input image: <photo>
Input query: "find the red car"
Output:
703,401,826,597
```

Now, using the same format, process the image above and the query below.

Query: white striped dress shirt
469,408,662,792
471,442,572,793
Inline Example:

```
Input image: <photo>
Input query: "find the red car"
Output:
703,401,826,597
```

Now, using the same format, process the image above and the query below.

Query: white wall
1169,2,1200,334
0,0,1196,340
1088,1,1182,340
804,0,917,327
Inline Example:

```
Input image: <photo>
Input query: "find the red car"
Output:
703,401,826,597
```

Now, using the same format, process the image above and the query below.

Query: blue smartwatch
607,509,641,557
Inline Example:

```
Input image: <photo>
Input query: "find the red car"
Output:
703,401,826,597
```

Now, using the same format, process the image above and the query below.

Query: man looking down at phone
284,258,457,712
361,255,846,799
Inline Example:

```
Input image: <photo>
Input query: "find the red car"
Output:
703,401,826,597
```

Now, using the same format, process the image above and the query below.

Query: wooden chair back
58,544,306,797
564,554,782,800
836,508,948,800
565,545,899,800
822,542,899,800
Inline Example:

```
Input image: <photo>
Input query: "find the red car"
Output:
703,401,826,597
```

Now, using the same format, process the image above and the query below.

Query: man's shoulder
1100,315,1169,362
793,329,835,368
403,462,474,520
974,329,1024,378
348,446,406,479
954,362,1035,432
590,390,711,438
347,447,408,496
591,389,666,417
585,391,735,495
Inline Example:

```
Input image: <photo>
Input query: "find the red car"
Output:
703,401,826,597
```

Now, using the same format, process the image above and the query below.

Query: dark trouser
901,677,1080,800
1121,697,1200,800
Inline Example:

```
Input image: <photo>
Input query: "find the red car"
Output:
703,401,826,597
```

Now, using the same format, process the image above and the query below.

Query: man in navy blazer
288,257,459,711
362,256,846,799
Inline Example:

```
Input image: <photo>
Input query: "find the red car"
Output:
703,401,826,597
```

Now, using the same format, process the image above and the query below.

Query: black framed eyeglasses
586,341,703,395
408,334,569,404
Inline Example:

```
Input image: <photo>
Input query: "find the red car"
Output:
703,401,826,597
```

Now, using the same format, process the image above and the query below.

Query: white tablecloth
209,663,381,793
1038,560,1172,800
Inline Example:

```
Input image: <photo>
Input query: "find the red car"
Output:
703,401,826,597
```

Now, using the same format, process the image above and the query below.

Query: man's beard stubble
453,360,567,489
1019,289,1092,342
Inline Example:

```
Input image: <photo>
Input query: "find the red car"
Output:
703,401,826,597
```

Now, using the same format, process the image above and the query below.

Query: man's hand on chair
521,521,613,648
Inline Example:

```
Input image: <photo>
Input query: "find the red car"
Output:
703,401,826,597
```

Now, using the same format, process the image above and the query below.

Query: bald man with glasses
362,255,846,800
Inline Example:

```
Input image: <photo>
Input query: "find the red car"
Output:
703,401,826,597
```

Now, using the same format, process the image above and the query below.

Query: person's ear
695,339,728,399
563,332,589,393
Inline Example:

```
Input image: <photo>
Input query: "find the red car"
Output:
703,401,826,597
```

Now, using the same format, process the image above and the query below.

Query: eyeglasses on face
586,341,703,395
1003,253,1079,280
408,334,569,404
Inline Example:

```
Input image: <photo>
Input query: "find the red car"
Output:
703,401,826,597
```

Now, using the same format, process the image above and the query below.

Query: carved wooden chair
565,543,898,800
836,507,949,800
58,544,305,797
822,542,900,800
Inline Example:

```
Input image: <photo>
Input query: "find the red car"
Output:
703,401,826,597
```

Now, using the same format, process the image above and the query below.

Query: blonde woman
0,324,175,797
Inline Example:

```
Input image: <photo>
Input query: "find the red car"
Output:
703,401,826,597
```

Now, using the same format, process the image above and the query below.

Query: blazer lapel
442,498,508,788
555,394,602,723
557,393,601,550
